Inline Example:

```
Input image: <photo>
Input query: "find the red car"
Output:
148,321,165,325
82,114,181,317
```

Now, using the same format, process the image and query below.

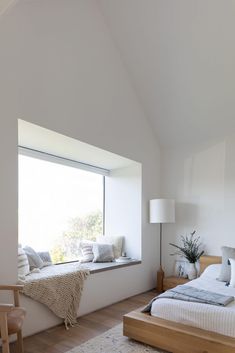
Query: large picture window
18,151,104,264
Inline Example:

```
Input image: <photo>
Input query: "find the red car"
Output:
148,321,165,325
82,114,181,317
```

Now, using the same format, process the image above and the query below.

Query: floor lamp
149,199,175,292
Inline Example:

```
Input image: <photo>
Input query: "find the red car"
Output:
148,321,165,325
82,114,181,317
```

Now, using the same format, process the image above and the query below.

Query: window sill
85,260,141,274
20,260,142,284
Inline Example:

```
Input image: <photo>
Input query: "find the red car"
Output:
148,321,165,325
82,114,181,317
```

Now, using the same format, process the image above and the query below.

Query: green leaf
169,231,204,263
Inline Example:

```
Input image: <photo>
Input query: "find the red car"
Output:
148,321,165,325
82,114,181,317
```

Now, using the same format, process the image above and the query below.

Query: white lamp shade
149,199,175,223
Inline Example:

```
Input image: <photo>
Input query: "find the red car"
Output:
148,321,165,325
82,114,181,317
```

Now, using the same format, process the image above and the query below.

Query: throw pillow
79,241,95,263
96,235,123,258
24,246,44,269
92,243,114,263
37,251,52,267
218,246,235,282
229,258,235,287
18,246,30,276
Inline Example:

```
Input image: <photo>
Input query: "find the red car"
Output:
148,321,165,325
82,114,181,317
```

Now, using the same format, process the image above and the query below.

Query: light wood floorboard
4,290,156,353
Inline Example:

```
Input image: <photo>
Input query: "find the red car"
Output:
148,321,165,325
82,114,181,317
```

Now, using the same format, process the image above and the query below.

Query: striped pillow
18,246,30,276
79,241,95,263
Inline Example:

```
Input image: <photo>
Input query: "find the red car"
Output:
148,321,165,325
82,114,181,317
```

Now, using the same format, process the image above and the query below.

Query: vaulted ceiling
2,1,235,149
0,0,17,16
99,0,235,148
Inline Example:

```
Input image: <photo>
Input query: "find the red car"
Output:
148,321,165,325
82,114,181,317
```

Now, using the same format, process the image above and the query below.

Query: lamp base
157,266,164,293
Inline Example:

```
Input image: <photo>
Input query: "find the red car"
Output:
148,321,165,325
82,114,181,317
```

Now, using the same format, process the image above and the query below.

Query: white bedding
151,265,235,337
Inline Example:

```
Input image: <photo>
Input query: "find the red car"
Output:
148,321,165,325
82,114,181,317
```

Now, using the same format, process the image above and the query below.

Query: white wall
100,0,235,148
105,163,142,259
161,136,235,275
0,0,160,335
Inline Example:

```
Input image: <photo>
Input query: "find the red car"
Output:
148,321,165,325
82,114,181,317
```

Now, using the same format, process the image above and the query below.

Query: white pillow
200,264,221,280
96,235,123,258
79,241,95,263
229,258,235,287
218,246,235,282
18,246,30,276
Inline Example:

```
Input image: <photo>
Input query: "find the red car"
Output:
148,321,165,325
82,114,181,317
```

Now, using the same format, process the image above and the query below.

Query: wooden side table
163,276,189,291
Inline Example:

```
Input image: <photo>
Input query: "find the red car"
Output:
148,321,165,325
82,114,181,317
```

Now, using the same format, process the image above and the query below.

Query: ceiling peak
0,0,18,17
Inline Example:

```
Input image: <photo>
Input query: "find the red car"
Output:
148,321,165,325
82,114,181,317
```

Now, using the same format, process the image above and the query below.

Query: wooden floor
7,290,156,353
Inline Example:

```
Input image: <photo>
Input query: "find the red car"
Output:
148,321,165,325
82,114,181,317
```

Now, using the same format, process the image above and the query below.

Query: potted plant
169,231,204,279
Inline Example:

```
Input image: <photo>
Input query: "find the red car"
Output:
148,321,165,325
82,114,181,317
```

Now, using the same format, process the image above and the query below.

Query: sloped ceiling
0,0,17,16
99,0,235,148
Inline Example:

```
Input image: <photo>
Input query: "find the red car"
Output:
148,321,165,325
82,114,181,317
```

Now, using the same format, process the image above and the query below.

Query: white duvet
151,264,235,337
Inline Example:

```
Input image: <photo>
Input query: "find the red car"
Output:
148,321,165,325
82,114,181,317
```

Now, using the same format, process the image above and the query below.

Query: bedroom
1,1,235,353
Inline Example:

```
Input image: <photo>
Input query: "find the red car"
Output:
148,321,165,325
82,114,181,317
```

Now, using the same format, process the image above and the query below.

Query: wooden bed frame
123,255,235,353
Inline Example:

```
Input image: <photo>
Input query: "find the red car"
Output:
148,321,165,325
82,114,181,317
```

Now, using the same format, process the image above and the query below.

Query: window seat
18,259,141,328
19,259,141,283
19,259,142,337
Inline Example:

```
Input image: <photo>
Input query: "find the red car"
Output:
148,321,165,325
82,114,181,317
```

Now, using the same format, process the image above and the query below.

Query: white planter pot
187,263,197,280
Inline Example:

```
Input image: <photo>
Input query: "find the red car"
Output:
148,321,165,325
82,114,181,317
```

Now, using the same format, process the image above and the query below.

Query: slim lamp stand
149,199,175,294
157,223,164,293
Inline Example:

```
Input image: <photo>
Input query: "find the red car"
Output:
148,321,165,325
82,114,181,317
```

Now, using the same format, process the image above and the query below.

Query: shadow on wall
163,139,229,274
176,202,200,230
183,141,226,213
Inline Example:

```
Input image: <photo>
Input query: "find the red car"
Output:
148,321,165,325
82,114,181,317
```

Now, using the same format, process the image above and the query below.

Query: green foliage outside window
51,210,103,263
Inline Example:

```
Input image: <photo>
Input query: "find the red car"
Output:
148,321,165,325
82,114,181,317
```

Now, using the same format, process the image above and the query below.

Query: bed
123,256,235,353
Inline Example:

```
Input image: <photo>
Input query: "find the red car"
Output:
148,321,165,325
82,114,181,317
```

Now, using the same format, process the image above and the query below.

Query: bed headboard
199,255,222,274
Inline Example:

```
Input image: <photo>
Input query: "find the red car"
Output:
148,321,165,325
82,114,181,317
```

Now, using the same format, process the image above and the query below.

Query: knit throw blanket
20,263,89,329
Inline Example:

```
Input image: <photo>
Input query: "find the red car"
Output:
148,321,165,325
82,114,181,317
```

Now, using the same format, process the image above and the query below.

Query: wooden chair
0,285,26,353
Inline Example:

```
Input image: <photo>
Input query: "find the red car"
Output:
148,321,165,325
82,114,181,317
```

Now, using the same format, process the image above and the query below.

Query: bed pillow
200,264,221,280
218,246,235,282
79,241,95,263
24,246,44,269
96,235,123,258
92,243,114,263
18,246,30,276
229,258,235,287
